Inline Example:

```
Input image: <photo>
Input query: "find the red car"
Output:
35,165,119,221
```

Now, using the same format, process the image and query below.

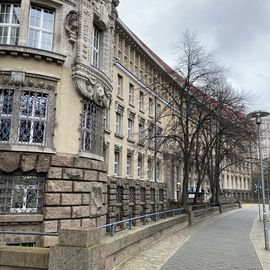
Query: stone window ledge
0,45,66,65
0,144,55,154
79,151,104,162
0,214,43,223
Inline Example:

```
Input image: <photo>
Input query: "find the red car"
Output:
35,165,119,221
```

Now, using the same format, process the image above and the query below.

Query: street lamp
248,110,270,250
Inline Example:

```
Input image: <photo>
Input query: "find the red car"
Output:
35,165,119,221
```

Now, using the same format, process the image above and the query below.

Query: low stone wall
0,204,241,270
0,246,49,269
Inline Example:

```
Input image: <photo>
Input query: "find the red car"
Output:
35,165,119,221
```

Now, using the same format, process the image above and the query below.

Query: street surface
115,206,269,270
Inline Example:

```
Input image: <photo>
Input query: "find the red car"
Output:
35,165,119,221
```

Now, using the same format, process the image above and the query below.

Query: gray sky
118,0,270,113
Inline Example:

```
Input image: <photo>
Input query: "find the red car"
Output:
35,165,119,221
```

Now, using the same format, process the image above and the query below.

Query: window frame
0,3,21,45
91,25,101,68
0,173,45,214
27,5,55,51
0,80,55,148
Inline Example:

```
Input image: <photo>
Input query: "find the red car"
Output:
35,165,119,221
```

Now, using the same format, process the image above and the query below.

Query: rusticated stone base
0,151,108,247
107,177,167,224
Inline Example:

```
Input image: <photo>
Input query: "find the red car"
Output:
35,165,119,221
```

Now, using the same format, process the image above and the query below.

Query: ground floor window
0,174,45,213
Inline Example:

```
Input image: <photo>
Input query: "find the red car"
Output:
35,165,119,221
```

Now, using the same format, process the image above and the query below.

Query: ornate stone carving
90,183,103,216
64,10,79,44
11,71,25,86
0,71,57,91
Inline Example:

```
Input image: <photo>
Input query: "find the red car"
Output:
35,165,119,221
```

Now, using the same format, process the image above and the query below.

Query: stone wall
107,177,167,224
0,151,107,247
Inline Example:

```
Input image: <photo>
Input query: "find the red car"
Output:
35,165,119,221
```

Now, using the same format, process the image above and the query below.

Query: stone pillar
107,179,117,224
49,227,105,270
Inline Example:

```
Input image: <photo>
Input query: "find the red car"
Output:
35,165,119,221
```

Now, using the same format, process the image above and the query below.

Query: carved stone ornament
73,70,111,108
64,10,79,44
11,71,25,86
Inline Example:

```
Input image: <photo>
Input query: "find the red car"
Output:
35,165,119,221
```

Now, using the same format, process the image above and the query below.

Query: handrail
99,207,185,236
0,230,59,236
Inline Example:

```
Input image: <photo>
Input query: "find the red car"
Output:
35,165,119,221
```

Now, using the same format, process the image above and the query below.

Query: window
104,108,110,130
129,83,134,104
114,150,120,176
0,174,44,213
0,3,20,45
156,159,161,182
148,123,154,147
138,119,145,143
137,155,143,178
0,86,53,147
128,118,134,139
115,112,121,134
126,154,132,176
81,100,104,156
91,25,101,67
28,6,54,51
117,74,123,96
157,103,161,116
147,158,153,180
139,91,144,111
149,97,153,116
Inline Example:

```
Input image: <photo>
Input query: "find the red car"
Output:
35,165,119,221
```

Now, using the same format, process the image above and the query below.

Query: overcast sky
118,0,270,113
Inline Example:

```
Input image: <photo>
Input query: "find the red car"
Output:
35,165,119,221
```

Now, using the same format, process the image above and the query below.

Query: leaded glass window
81,100,104,156
0,174,44,213
0,3,20,45
0,87,53,147
28,6,54,51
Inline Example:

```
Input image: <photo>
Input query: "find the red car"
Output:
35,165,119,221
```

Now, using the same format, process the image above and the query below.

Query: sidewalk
114,205,270,270
250,210,270,270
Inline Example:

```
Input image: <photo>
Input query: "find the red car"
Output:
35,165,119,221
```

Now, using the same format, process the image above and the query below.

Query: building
0,0,252,247
0,0,118,247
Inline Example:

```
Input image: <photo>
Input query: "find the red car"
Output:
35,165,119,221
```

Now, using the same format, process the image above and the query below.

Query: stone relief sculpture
71,0,115,108
90,185,103,216
64,10,79,44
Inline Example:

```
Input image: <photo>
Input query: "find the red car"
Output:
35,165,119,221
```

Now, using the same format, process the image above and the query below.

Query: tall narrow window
139,91,144,111
18,91,48,145
126,154,132,176
138,118,145,143
0,89,13,142
156,159,161,182
137,155,143,178
117,75,123,96
149,97,153,116
0,3,20,45
147,158,152,180
91,25,101,67
81,100,104,156
129,83,134,104
114,150,120,176
128,118,134,139
28,6,54,51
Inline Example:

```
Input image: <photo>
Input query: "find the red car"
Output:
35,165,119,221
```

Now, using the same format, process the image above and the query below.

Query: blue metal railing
99,207,185,236
0,230,59,236
191,203,219,211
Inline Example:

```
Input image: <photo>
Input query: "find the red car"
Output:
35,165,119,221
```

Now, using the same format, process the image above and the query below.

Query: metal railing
0,230,59,236
191,203,219,211
99,207,185,236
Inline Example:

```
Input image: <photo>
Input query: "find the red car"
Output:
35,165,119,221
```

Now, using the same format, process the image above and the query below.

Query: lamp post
248,110,270,250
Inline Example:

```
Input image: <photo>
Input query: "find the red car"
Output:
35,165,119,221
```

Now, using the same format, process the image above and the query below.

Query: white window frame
117,74,123,96
0,3,21,45
28,6,55,51
91,25,101,67
126,154,132,176
127,118,134,139
137,155,143,178
129,83,134,104
139,91,144,111
114,151,120,176
115,111,122,135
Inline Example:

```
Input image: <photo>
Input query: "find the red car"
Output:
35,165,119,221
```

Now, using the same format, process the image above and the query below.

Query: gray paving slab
161,207,262,270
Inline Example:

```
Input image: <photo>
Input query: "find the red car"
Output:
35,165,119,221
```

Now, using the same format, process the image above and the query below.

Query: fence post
49,227,105,270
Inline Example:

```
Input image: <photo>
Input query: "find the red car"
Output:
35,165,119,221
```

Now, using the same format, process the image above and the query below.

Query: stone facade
107,177,167,224
0,152,107,246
